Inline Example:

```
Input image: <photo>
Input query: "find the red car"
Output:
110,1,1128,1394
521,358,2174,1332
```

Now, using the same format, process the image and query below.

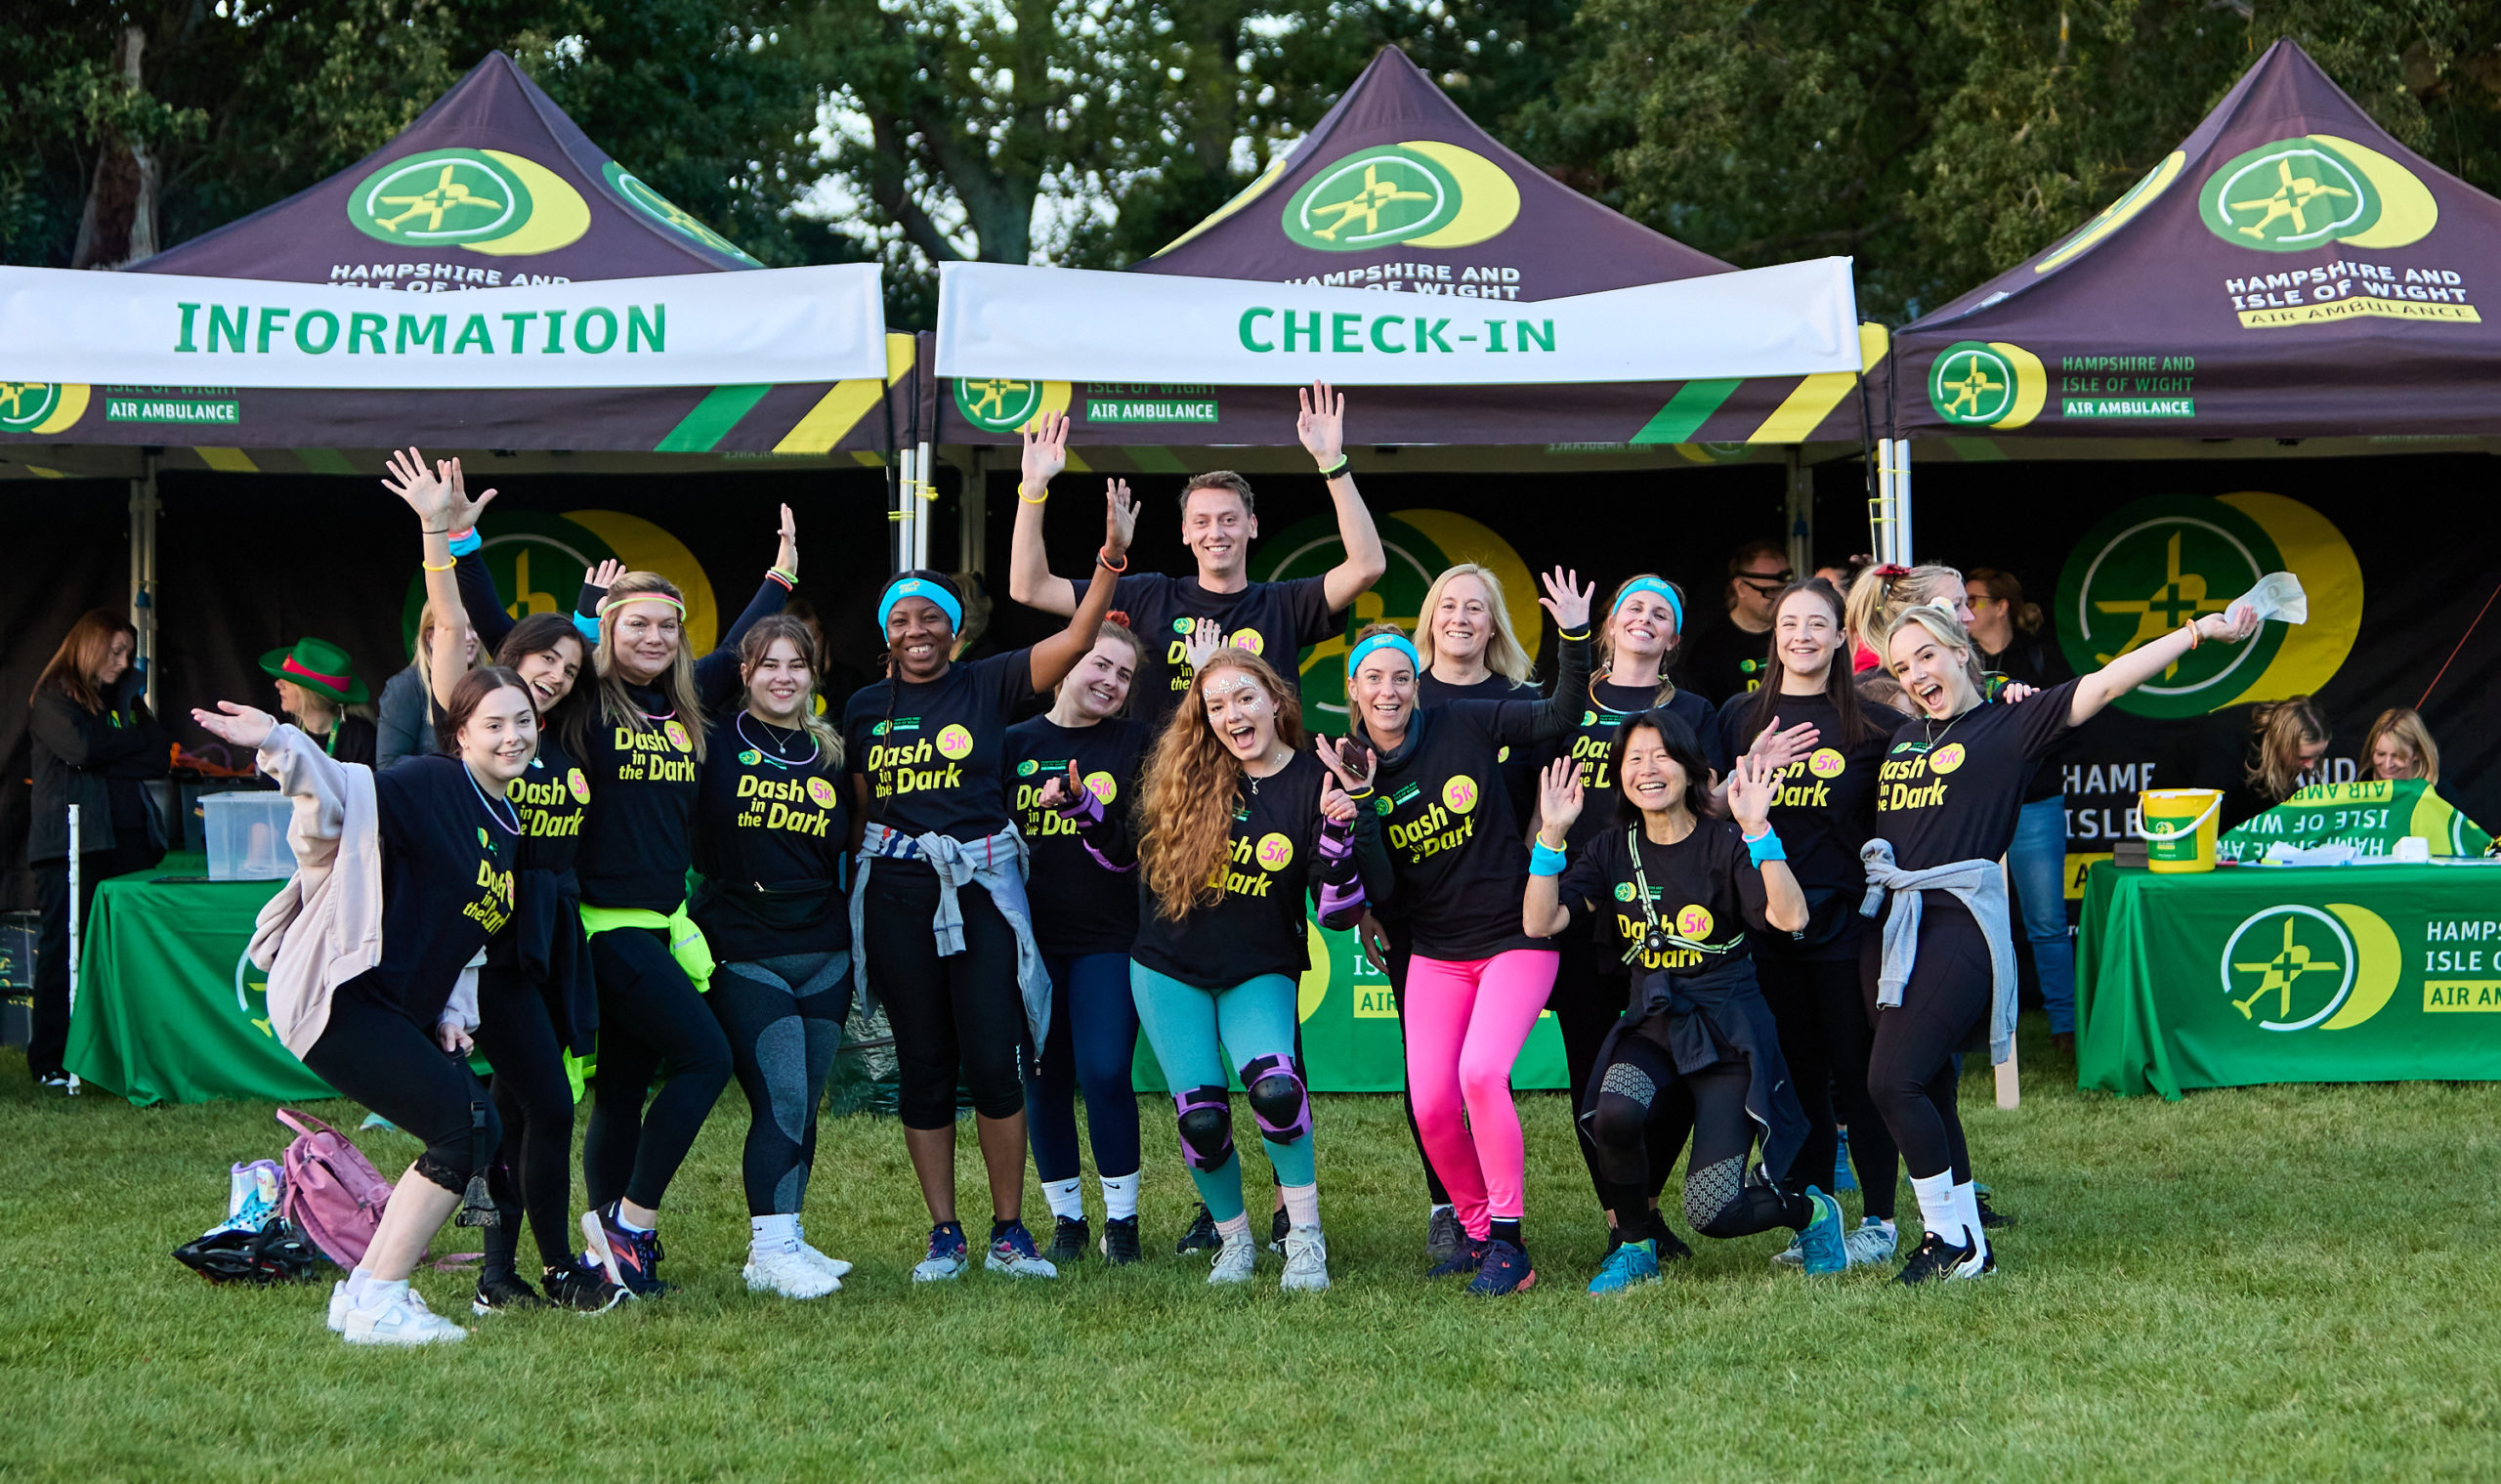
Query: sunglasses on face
1736,572,1795,594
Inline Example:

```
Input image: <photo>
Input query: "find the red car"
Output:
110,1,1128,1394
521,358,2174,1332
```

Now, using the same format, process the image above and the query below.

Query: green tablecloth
2076,859,2501,1100
63,852,335,1107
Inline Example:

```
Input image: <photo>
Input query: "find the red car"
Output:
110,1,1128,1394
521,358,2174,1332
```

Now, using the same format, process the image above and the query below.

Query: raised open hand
1537,566,1594,632
438,457,499,533
1181,617,1224,674
1535,756,1585,845
1104,479,1137,559
1296,380,1346,466
382,446,451,527
1020,411,1070,492
1726,753,1778,834
1745,717,1820,774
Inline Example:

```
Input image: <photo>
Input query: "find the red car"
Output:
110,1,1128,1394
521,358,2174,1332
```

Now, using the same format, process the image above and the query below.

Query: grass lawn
3,1017,2495,1482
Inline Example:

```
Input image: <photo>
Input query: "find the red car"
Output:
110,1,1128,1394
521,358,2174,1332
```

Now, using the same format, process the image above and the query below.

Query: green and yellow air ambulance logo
953,377,1072,436
401,508,720,657
600,162,763,266
0,381,89,435
2196,135,2436,253
2220,903,2400,1033
2054,491,2360,720
349,148,590,255
1282,142,1521,253
1929,340,2047,430
1253,509,1537,727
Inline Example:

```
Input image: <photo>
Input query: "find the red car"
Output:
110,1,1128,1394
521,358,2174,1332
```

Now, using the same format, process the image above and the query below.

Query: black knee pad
1242,1053,1310,1146
1173,1084,1236,1172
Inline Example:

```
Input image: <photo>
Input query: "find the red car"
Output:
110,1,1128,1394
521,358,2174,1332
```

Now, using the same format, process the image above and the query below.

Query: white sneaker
1844,1218,1899,1268
1769,1238,1804,1268
1208,1230,1257,1286
326,1280,351,1333
341,1289,467,1346
744,1242,840,1298
795,1240,853,1281
1279,1224,1331,1293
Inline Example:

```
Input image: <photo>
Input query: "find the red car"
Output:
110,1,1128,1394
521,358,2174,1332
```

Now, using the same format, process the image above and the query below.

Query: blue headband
1612,576,1684,633
877,577,962,636
1346,631,1420,679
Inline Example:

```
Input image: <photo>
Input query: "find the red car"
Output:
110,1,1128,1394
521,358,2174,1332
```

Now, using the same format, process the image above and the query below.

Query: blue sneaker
1795,1186,1846,1276
912,1222,970,1283
579,1203,667,1297
1834,1128,1858,1192
984,1221,1059,1279
1426,1236,1489,1278
1466,1240,1537,1297
1587,1237,1660,1295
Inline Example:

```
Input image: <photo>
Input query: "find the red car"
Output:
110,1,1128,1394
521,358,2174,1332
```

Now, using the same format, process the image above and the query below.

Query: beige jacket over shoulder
246,724,382,1057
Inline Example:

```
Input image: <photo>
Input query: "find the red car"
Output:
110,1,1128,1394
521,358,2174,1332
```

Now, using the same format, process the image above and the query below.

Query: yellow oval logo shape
1254,832,1295,871
1442,774,1480,815
1083,770,1118,804
1675,904,1716,940
1929,742,1966,775
1807,747,1846,779
936,724,974,759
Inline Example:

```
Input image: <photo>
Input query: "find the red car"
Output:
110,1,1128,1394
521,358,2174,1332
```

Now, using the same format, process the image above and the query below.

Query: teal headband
878,576,962,636
1612,576,1684,633
1346,631,1420,679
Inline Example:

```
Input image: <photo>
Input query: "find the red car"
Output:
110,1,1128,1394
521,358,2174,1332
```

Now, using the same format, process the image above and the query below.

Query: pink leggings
1403,950,1559,1239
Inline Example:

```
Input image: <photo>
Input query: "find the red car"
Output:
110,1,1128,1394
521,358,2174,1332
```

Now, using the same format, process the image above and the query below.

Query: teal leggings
1130,964,1312,1222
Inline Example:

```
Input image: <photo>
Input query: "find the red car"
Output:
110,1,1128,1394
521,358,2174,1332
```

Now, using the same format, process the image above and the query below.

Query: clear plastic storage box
200,791,297,881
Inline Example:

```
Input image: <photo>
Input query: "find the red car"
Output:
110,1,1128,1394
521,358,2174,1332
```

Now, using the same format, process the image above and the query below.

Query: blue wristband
1743,827,1786,866
1530,839,1568,877
447,529,482,557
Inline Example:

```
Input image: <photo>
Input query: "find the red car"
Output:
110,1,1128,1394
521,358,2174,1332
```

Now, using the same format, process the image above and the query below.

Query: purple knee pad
1241,1053,1311,1146
1173,1084,1236,1172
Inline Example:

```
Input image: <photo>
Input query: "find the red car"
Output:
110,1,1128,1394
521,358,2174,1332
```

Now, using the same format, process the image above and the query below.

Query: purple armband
1314,816,1365,920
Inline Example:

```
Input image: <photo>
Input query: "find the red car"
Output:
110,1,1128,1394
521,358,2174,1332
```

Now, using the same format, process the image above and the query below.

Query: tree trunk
71,25,160,271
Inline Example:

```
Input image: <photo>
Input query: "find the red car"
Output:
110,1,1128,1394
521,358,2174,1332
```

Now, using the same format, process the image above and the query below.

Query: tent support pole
914,440,934,572
1895,442,1915,565
1783,446,1811,580
892,447,911,575
129,452,160,713
1869,438,1893,568
960,448,987,580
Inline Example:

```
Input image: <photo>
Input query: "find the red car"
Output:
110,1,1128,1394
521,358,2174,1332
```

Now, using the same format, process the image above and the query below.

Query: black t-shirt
1877,679,2081,869
1068,572,1338,729
1548,679,1727,849
1371,701,1551,960
575,684,703,912
842,651,1038,845
368,755,517,1024
1558,817,1767,978
1131,749,1342,990
1716,689,1908,960
1981,634,2077,804
691,712,850,960
1681,616,1774,707
1004,714,1151,957
1419,669,1539,827
503,730,589,876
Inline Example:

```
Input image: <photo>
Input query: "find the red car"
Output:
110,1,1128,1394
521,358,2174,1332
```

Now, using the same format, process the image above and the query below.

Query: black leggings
861,866,1028,1128
473,968,575,1273
1586,1036,1809,1241
301,980,500,1197
709,952,850,1216
1384,940,1450,1207
1759,953,1899,1222
1861,911,1992,1183
1552,926,1689,1212
582,927,733,1211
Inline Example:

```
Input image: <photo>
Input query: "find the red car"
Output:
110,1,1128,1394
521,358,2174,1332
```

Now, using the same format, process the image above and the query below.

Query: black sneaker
1174,1203,1221,1255
472,1269,549,1315
1042,1214,1090,1265
1975,1188,2012,1229
1424,1206,1463,1264
1267,1205,1291,1254
544,1258,631,1312
1646,1211,1695,1263
1100,1215,1143,1266
1894,1230,1996,1286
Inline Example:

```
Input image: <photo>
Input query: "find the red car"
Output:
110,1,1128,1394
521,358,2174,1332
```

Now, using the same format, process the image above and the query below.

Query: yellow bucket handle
2135,793,2223,842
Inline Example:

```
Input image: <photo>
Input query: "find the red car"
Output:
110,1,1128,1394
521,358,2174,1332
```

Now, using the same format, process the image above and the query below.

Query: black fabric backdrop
3,482,133,909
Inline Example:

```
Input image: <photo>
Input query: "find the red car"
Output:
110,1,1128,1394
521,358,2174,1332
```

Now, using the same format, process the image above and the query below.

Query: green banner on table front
2077,860,2501,1099
64,854,335,1107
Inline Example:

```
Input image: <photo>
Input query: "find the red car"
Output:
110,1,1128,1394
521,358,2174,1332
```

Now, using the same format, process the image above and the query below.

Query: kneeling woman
1131,649,1379,1292
1524,715,1847,1294
196,670,541,1345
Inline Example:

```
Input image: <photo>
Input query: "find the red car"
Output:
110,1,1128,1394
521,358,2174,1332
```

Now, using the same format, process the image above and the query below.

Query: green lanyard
1621,824,1747,965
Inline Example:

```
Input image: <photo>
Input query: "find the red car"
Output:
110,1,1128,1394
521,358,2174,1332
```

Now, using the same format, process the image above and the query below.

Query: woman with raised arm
843,445,1133,1286
1524,715,1847,1294
1865,598,2261,1283
1338,568,1590,1296
196,668,539,1345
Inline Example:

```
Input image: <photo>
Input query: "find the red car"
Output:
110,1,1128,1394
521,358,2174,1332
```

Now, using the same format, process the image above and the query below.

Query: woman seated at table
260,637,378,767
2202,695,2331,830
2359,707,2439,784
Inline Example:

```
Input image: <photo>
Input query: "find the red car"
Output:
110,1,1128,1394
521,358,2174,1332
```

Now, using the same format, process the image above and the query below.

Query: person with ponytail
1844,564,1972,675
385,449,621,1315
692,615,854,1299
1129,648,1379,1293
844,428,1133,1285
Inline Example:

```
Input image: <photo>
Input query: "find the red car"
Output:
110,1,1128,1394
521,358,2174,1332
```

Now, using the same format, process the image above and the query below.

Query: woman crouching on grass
196,669,541,1345
1524,714,1848,1295
1128,648,1380,1292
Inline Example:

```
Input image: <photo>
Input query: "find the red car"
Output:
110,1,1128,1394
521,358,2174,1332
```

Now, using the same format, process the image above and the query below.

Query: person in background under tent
376,601,477,771
262,637,377,767
2359,707,2439,784
2200,695,2333,831
1680,539,1795,704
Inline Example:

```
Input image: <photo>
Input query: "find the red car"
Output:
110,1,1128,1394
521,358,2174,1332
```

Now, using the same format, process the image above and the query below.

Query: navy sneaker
985,1221,1060,1279
1426,1236,1489,1278
1466,1240,1537,1297
913,1222,971,1283
1173,1203,1221,1255
579,1204,667,1297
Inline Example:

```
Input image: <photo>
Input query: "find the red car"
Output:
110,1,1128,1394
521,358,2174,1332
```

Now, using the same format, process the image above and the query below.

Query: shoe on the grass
326,1279,352,1333
1099,1215,1143,1266
580,1203,666,1297
1424,1206,1462,1264
1174,1203,1220,1255
1770,1236,1804,1268
1844,1217,1898,1268
746,1241,840,1298
1975,1188,2012,1229
1834,1127,1858,1192
543,1260,629,1313
341,1288,466,1346
1588,1237,1661,1295
984,1221,1059,1279
1208,1228,1256,1285
1042,1214,1090,1265
1279,1224,1330,1293
1466,1240,1536,1297
912,1223,970,1283
795,1221,853,1280
472,1269,550,1315
33,1071,70,1091
1267,1205,1291,1254
1794,1187,1846,1276
1426,1235,1489,1278
1894,1229,1995,1286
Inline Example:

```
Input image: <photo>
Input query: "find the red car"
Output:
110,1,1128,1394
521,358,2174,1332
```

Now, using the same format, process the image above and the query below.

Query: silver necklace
737,711,818,769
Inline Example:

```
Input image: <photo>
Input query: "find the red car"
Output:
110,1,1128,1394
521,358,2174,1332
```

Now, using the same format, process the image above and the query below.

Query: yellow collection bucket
2138,787,2224,872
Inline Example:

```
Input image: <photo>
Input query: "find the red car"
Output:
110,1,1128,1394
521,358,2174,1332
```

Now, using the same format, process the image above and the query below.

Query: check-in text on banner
935,259,1861,386
0,263,887,390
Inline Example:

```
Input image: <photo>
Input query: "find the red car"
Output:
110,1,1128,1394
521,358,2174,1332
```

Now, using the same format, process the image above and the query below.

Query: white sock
750,1212,798,1253
1910,1170,1958,1243
1950,1181,1990,1258
1098,1171,1139,1221
1214,1211,1252,1243
614,1208,653,1234
1280,1182,1321,1230
357,1276,409,1311
345,1266,374,1301
1041,1176,1084,1221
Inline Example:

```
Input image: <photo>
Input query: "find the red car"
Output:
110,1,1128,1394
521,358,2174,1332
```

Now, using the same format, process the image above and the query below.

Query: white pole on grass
64,803,81,1097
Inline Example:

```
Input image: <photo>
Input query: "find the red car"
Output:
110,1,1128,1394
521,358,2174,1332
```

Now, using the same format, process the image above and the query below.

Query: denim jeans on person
2007,794,2076,1035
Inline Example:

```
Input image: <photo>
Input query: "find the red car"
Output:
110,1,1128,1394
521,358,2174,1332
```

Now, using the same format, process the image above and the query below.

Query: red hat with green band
258,637,370,704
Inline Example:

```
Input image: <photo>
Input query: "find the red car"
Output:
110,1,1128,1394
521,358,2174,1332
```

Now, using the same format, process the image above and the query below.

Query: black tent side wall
3,483,133,909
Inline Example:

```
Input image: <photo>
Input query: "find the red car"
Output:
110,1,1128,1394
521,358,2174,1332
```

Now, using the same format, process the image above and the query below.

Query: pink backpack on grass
276,1109,393,1268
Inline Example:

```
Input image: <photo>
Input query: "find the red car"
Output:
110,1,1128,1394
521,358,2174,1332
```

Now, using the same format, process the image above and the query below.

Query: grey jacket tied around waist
1858,839,2017,1066
849,821,1052,1047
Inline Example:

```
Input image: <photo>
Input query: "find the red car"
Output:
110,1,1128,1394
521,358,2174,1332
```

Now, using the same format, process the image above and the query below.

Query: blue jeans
2009,794,2076,1034
1023,953,1142,1185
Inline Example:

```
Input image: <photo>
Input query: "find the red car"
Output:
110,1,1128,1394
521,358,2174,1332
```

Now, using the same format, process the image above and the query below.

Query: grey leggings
706,952,851,1217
